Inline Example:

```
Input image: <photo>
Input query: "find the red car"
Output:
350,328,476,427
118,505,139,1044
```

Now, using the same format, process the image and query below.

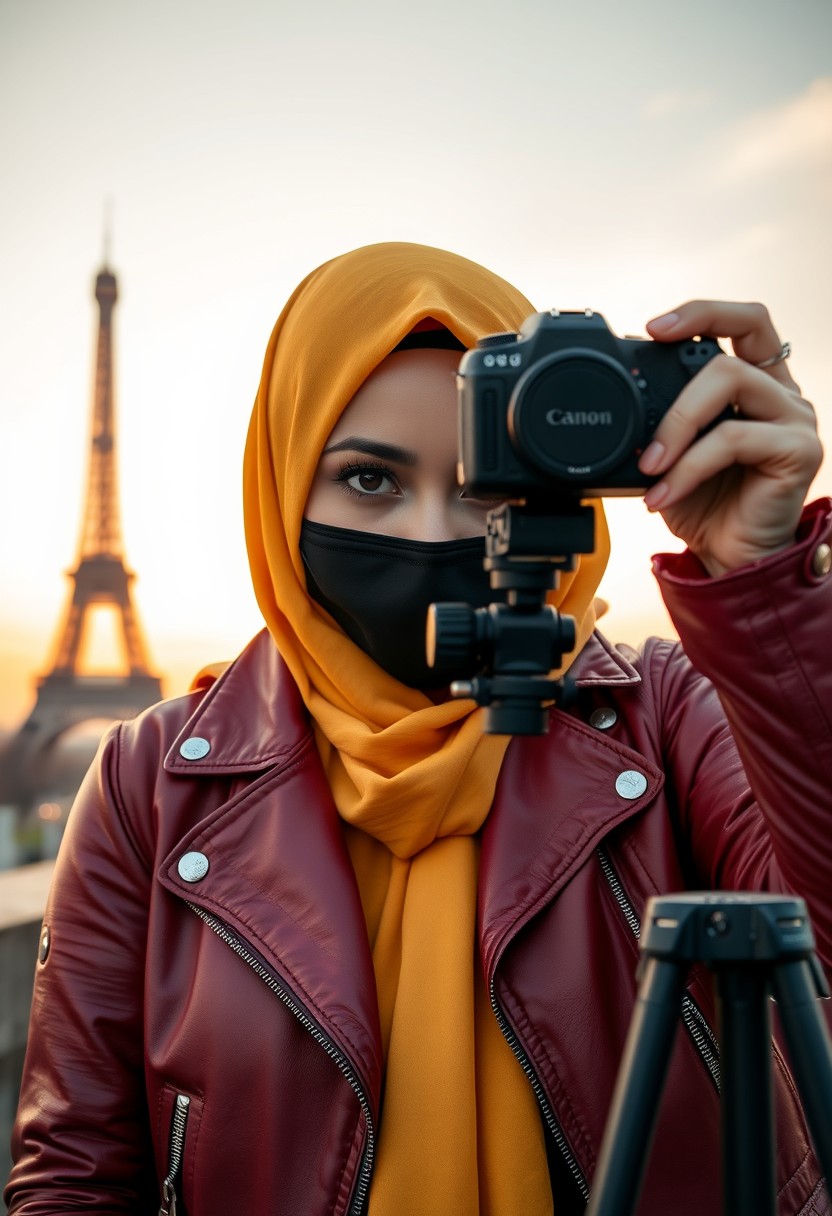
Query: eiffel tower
2,260,162,805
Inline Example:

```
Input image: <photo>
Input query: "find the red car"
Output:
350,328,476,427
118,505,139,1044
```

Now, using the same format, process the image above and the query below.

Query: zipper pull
158,1092,190,1216
158,1178,177,1216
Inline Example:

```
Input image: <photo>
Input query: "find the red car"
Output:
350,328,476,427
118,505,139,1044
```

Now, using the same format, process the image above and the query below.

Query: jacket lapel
479,634,664,979
157,632,383,1110
155,629,658,1101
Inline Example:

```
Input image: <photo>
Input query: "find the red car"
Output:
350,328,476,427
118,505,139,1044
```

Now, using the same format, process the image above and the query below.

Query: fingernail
647,312,680,333
639,441,666,474
643,481,669,511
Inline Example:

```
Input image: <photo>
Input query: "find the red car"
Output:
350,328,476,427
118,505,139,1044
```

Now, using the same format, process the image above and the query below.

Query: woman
6,242,830,1215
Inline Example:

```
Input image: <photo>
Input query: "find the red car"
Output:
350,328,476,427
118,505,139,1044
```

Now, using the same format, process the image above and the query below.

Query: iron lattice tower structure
2,263,163,803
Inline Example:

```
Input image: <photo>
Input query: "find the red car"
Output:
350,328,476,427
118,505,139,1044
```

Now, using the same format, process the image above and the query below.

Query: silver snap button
615,770,648,800
177,851,210,882
590,708,618,731
812,543,832,579
38,924,50,964
179,736,211,761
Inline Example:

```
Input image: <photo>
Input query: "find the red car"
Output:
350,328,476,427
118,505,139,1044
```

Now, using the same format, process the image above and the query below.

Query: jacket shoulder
578,628,704,695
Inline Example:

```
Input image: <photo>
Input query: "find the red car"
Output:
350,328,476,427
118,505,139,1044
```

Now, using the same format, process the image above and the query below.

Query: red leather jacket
7,502,832,1216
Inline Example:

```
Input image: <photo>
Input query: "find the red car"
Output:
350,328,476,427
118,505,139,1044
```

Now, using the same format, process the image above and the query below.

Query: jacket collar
164,631,308,776
165,628,641,775
571,630,641,688
160,628,652,1106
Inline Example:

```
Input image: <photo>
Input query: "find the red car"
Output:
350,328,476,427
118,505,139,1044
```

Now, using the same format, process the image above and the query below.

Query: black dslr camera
457,308,722,498
427,310,725,735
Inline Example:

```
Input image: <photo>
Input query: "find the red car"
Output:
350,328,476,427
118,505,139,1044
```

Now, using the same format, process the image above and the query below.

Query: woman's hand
638,301,823,576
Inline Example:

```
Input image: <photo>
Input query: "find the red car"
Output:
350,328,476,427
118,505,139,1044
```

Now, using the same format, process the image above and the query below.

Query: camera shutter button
476,331,518,349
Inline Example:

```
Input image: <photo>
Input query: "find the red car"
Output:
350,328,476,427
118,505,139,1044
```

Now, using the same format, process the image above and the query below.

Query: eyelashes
330,457,504,509
334,458,400,499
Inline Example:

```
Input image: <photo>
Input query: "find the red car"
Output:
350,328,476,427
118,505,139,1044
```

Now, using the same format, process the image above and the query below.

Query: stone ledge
0,861,54,931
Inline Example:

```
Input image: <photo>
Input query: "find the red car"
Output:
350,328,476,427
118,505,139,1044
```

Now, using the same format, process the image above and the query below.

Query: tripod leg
771,958,832,1186
586,958,688,1216
714,965,776,1216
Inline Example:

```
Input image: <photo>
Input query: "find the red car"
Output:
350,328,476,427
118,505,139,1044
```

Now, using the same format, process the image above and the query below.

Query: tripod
586,893,832,1216
429,499,596,734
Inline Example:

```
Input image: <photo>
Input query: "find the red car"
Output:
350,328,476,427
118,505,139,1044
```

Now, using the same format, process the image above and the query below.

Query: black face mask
300,520,503,688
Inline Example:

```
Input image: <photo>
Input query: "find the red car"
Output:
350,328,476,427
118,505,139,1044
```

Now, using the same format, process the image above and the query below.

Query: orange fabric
242,242,610,1213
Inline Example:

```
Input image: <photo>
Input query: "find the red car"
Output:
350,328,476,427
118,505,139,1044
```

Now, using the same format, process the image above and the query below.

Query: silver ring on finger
752,340,791,369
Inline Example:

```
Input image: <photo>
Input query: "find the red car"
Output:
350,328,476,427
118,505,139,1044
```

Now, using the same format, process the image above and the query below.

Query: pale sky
1,0,831,727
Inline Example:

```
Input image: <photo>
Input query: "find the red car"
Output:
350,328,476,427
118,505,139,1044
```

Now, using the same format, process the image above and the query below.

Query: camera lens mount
509,350,642,483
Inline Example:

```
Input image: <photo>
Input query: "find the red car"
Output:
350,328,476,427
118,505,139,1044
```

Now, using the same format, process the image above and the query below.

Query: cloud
719,76,832,182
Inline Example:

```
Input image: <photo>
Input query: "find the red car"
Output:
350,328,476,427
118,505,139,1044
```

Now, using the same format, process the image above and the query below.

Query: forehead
325,347,462,443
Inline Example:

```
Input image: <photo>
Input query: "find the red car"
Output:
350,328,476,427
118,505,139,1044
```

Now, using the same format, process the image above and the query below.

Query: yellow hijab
243,242,610,1214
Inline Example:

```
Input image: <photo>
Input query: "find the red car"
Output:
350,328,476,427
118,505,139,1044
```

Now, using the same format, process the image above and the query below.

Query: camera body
457,309,723,498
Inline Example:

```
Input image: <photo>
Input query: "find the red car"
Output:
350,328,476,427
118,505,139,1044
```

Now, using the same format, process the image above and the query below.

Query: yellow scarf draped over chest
243,243,610,1214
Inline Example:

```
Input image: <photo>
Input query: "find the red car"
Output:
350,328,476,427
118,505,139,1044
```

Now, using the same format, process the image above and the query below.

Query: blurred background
1,0,831,864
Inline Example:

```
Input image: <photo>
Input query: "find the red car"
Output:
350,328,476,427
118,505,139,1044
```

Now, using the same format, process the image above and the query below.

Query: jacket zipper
489,982,591,1203
185,901,374,1216
596,847,721,1091
489,847,724,1205
158,1093,190,1216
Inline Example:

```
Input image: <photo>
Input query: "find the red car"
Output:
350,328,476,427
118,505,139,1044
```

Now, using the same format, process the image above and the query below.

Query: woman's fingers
642,418,819,513
637,297,821,572
646,299,800,391
639,354,816,474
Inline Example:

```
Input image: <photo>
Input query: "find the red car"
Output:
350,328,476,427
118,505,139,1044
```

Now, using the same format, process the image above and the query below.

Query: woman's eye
350,470,390,494
336,462,399,498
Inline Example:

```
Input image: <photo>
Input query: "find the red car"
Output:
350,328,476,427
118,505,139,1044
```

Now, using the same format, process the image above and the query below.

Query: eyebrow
322,437,417,466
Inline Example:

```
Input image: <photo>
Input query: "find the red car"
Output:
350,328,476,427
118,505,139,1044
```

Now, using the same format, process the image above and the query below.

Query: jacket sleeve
4,721,159,1214
652,497,832,967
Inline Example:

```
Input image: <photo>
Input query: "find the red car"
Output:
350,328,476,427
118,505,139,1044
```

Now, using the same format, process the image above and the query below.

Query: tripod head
426,499,595,735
